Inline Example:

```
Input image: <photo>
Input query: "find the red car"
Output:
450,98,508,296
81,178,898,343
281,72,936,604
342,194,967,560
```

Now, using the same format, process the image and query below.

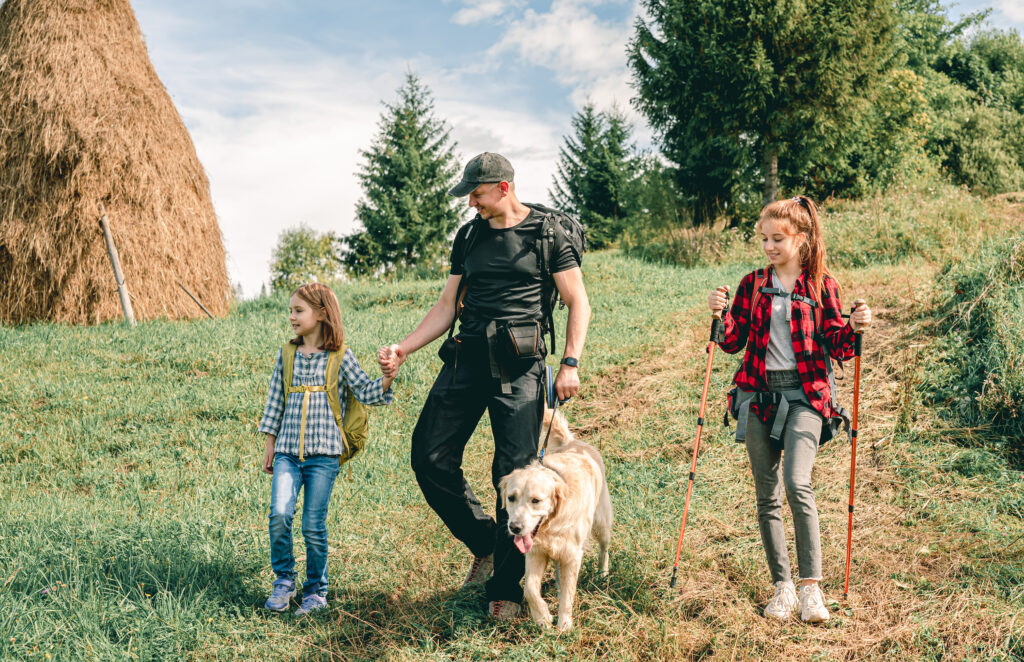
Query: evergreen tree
628,0,897,222
550,103,637,248
344,73,462,276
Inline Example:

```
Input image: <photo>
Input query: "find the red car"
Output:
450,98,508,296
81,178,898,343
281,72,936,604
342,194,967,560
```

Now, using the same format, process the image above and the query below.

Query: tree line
270,0,1024,290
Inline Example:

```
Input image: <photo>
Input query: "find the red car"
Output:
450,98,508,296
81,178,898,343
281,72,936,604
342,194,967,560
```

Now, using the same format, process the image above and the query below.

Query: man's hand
554,365,580,401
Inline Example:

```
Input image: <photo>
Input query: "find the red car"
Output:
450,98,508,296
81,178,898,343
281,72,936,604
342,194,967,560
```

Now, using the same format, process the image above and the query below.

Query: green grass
0,243,1021,660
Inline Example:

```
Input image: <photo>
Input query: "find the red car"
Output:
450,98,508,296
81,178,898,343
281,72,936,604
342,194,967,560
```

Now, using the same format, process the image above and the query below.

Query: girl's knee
268,509,293,529
756,496,783,515
784,477,815,504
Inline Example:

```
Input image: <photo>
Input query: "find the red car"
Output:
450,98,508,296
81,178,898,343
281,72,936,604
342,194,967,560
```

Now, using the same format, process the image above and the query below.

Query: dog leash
539,397,559,462
539,365,570,461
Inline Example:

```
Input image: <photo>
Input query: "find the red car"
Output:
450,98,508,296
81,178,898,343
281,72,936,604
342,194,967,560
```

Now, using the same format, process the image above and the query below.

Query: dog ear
498,473,511,509
552,479,566,514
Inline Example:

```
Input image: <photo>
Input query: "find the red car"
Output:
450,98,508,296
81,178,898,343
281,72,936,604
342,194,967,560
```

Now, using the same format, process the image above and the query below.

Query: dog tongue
514,532,533,554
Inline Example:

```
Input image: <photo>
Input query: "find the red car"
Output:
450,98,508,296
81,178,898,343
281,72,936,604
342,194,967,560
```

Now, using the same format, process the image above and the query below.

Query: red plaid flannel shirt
719,268,857,423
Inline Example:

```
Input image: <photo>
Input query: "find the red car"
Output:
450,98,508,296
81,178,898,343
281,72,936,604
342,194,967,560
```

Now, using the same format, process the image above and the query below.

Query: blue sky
125,0,1022,296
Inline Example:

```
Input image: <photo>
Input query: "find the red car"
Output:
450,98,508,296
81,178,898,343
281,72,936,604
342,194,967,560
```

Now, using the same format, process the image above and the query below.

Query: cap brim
448,179,478,197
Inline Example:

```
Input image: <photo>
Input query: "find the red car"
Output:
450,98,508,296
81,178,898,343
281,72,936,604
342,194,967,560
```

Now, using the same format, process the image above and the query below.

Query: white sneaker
764,581,798,620
799,583,830,623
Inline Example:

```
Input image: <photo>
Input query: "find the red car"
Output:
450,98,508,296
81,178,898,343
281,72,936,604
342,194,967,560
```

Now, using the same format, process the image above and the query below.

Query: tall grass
919,234,1024,460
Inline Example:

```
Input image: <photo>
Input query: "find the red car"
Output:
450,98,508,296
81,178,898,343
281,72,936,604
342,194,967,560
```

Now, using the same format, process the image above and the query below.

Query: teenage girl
257,282,395,616
708,196,870,623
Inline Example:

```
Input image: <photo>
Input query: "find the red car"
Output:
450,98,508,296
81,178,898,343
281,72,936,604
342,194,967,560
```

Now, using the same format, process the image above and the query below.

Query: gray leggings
744,371,823,583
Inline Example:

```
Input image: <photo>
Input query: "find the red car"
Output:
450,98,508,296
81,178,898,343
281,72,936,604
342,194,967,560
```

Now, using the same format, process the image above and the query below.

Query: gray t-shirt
765,273,798,371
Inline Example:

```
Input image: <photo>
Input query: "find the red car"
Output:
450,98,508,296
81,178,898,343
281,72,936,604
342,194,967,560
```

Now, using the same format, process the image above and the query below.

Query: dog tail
541,405,574,449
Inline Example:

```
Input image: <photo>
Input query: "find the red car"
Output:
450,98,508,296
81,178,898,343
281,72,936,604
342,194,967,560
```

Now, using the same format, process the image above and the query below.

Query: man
377,152,590,619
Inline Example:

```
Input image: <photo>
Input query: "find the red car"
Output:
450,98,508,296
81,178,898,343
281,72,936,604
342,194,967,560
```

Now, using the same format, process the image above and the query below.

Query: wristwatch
560,357,579,368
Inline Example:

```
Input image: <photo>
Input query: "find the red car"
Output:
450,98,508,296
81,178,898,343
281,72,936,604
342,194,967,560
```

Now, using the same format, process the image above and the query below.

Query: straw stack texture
0,0,230,324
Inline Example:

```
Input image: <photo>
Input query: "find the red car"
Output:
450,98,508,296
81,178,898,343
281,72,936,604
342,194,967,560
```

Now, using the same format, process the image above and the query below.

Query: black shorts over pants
410,336,544,603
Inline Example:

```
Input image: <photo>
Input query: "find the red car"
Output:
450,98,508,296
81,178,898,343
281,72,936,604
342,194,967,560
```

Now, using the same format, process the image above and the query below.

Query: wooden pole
97,203,136,327
176,281,214,320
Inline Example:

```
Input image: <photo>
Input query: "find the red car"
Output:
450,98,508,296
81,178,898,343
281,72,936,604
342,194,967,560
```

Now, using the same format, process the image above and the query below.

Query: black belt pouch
495,320,546,363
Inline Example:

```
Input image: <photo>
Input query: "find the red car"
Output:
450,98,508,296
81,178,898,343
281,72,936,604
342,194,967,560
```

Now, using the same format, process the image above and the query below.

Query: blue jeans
268,453,339,597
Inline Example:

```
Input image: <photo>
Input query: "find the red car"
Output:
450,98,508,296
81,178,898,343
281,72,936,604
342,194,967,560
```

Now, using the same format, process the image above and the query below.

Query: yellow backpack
280,343,369,464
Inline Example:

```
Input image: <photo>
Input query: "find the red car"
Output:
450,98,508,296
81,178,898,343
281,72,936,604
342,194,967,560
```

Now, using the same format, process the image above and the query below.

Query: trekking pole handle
851,299,866,355
710,287,730,342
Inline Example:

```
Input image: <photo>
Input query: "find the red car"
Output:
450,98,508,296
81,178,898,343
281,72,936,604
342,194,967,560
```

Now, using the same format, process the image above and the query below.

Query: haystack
0,0,230,324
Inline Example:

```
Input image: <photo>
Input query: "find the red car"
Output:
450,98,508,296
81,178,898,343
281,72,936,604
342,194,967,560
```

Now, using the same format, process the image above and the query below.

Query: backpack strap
445,218,486,340
325,346,347,456
749,267,772,320
539,215,557,355
281,343,296,399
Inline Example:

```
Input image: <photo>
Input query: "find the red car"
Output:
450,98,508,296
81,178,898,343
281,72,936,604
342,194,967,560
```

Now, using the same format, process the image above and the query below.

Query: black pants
410,337,545,603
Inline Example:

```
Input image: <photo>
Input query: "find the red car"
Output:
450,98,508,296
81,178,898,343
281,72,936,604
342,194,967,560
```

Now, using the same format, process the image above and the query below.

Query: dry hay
0,0,230,324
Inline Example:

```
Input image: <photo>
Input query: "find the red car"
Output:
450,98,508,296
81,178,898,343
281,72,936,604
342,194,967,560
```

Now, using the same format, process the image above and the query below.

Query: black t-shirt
449,210,581,338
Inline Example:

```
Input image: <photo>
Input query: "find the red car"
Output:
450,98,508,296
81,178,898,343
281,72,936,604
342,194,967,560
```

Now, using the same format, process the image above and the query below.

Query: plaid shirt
257,347,393,457
719,269,856,423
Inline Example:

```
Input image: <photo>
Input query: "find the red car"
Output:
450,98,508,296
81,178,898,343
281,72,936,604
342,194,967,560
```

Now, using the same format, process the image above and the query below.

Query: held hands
850,302,872,332
707,286,730,316
377,344,405,379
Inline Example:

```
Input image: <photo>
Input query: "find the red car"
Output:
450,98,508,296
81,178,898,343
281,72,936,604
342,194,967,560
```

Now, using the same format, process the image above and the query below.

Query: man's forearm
561,295,590,360
399,302,456,356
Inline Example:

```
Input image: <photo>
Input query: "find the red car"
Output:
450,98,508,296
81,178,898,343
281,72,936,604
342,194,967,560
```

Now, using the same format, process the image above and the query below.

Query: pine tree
628,0,897,222
344,73,462,276
550,103,637,248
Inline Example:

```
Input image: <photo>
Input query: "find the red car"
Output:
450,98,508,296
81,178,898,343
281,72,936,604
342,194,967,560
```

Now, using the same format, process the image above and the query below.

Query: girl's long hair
289,282,344,351
756,196,836,303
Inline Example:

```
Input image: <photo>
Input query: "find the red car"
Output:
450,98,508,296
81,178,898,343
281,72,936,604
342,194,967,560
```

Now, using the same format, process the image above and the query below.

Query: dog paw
533,615,553,628
556,617,573,632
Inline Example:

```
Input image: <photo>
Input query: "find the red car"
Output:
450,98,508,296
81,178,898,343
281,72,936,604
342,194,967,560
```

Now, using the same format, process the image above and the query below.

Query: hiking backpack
280,343,369,463
454,203,586,354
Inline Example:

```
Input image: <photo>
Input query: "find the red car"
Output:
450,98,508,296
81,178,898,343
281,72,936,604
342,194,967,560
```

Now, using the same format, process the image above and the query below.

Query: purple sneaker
295,594,328,616
264,579,296,612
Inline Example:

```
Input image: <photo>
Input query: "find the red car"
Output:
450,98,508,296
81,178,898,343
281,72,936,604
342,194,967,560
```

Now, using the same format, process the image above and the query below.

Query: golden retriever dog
498,408,612,630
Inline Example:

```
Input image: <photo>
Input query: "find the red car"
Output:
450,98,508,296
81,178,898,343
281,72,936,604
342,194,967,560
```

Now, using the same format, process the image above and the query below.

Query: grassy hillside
1,193,1022,660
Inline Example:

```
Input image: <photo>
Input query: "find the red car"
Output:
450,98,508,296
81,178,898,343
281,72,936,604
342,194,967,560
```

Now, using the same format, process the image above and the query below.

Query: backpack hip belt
731,389,796,450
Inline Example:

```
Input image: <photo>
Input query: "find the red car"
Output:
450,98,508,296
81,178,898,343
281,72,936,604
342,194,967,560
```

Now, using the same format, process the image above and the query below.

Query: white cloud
491,0,639,114
993,0,1024,25
452,0,524,25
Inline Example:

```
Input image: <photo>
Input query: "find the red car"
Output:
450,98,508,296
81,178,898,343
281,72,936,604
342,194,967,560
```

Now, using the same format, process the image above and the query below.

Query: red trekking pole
669,288,728,588
844,298,866,599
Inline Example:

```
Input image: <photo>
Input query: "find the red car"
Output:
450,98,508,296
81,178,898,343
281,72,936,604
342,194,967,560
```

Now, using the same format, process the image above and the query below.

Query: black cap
448,152,515,197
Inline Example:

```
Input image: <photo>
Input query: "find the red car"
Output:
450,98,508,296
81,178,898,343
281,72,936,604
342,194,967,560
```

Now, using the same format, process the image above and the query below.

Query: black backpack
455,203,586,354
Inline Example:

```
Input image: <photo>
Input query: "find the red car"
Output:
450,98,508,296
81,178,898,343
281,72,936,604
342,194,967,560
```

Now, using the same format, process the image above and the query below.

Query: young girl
708,196,871,623
257,282,395,616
